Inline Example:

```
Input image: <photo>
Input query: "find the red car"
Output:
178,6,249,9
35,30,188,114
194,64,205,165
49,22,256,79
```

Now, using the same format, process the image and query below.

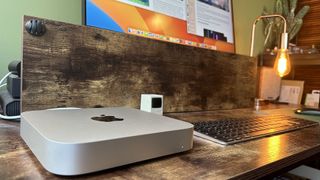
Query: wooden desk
1,106,320,179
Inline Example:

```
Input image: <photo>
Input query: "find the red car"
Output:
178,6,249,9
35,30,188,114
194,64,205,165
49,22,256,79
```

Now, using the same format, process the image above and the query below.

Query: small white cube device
140,94,163,115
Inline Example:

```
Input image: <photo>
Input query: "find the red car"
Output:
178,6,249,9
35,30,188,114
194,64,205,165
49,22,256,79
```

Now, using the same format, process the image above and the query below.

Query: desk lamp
250,15,291,77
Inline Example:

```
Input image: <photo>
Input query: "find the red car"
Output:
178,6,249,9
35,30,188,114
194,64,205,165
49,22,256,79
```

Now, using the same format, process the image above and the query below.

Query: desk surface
1,106,320,179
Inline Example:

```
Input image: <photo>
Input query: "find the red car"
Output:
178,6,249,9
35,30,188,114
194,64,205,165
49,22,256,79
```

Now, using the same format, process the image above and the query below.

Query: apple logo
91,114,124,122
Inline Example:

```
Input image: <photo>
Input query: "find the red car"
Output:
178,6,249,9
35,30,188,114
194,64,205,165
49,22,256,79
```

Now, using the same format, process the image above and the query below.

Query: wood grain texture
1,106,320,179
293,65,320,103
22,16,257,112
296,0,320,46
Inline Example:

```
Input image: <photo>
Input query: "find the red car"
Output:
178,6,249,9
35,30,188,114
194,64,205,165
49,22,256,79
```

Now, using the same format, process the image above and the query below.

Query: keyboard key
193,115,319,145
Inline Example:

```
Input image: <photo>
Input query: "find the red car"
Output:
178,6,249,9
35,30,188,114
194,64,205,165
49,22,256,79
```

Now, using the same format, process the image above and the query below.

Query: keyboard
193,114,319,145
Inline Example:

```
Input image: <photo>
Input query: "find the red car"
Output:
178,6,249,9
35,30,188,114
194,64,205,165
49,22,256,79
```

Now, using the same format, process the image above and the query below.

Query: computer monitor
85,0,235,53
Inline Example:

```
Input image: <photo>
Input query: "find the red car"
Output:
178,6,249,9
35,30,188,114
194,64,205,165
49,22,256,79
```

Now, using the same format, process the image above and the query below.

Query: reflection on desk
1,105,320,179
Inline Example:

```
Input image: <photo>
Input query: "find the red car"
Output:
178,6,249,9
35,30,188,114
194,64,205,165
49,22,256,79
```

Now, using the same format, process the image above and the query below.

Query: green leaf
275,0,283,14
295,6,310,19
289,0,297,12
274,0,283,14
264,22,273,36
282,0,289,17
288,19,303,41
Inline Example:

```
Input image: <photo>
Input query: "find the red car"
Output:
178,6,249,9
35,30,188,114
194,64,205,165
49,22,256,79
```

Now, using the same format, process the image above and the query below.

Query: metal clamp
25,19,46,36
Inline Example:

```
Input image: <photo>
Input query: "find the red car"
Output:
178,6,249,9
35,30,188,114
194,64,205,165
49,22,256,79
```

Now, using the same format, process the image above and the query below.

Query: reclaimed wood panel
22,16,257,112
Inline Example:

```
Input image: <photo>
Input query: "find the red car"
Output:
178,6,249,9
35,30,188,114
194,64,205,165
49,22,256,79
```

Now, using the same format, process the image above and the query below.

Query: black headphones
25,19,46,36
8,61,21,77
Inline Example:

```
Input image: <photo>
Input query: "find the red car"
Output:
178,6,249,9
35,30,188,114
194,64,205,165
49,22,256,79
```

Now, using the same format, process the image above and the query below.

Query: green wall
0,0,82,78
0,0,274,78
233,0,275,56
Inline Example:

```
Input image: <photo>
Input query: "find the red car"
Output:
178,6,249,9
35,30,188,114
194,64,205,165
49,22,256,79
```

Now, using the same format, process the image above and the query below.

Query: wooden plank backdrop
297,0,320,46
22,16,257,112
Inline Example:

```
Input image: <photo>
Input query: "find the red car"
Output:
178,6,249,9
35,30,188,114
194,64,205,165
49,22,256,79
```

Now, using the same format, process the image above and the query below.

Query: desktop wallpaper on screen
86,0,235,53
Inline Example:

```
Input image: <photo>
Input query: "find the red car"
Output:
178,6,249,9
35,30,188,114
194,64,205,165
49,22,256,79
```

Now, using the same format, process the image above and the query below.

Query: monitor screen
85,0,235,53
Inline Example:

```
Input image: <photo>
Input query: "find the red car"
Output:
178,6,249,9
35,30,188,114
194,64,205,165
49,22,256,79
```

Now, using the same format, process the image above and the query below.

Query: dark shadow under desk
0,106,320,179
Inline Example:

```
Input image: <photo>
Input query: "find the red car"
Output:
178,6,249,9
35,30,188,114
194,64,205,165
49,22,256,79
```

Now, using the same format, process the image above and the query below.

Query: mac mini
20,107,193,175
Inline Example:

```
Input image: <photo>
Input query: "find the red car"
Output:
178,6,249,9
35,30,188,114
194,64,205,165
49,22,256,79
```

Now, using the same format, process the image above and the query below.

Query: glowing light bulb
273,49,291,77
249,15,291,77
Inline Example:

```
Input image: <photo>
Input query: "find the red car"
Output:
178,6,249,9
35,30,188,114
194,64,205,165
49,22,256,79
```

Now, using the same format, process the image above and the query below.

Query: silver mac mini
20,107,193,175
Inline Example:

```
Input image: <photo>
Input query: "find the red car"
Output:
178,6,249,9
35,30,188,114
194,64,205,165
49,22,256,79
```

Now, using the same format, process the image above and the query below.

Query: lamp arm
249,15,287,57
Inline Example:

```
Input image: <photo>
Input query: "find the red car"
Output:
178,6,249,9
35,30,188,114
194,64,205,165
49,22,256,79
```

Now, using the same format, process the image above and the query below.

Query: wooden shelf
260,53,320,104
260,53,320,67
